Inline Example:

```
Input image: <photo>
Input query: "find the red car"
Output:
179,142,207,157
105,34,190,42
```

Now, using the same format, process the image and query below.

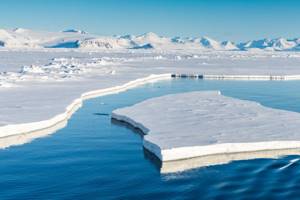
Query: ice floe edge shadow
111,90,300,173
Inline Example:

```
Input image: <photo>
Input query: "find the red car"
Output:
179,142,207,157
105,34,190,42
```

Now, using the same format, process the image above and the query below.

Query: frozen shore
112,91,300,162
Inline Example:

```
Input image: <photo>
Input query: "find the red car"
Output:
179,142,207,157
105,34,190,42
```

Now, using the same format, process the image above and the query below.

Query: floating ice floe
112,91,300,171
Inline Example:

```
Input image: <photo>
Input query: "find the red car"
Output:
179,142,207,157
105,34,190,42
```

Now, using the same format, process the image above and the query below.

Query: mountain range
0,28,300,51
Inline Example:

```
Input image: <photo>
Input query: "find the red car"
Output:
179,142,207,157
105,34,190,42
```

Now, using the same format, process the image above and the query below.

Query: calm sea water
1,79,300,200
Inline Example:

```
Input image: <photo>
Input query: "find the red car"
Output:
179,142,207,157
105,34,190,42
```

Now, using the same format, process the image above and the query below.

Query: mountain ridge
0,28,299,51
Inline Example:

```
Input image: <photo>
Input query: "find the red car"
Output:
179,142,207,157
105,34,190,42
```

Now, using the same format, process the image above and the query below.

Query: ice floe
112,91,300,164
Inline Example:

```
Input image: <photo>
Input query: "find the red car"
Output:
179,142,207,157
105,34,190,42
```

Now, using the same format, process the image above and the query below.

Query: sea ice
112,91,300,162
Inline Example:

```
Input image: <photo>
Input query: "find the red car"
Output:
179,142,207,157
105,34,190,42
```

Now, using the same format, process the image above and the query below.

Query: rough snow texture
112,91,300,161
0,57,118,87
1,28,300,51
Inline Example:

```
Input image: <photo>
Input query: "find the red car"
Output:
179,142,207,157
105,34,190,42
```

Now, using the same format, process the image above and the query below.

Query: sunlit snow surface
112,91,300,162
1,28,300,51
1,48,300,128
2,29,300,145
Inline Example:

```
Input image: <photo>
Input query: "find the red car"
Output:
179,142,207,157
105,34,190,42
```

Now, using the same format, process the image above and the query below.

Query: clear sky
1,0,299,41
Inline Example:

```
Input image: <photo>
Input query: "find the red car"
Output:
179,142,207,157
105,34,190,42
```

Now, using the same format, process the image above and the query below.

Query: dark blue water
1,79,300,200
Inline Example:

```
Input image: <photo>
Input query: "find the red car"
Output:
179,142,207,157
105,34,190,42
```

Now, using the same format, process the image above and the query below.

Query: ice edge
0,74,171,140
172,74,300,80
1,72,300,148
111,91,300,163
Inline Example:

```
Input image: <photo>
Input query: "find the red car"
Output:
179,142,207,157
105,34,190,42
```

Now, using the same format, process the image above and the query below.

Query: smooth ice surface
112,91,300,161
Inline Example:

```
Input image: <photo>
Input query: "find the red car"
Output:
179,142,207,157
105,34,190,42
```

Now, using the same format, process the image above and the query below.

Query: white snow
1,49,300,134
2,29,300,150
1,28,300,51
112,91,300,163
79,37,135,49
238,38,300,51
0,28,94,48
0,56,119,87
0,74,170,141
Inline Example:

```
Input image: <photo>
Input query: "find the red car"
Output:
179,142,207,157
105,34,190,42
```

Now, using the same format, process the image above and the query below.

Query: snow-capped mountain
78,37,136,49
221,41,238,50
238,38,299,51
199,37,222,49
0,28,300,51
269,38,297,50
0,28,92,48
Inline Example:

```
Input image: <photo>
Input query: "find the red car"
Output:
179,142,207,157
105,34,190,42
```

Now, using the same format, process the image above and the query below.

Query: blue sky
1,0,299,41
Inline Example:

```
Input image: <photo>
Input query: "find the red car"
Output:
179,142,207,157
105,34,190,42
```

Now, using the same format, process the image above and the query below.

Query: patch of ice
112,91,300,163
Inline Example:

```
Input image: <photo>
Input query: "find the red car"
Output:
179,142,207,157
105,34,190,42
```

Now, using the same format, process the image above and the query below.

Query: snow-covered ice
112,91,300,163
2,29,300,149
0,73,170,139
1,49,300,146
